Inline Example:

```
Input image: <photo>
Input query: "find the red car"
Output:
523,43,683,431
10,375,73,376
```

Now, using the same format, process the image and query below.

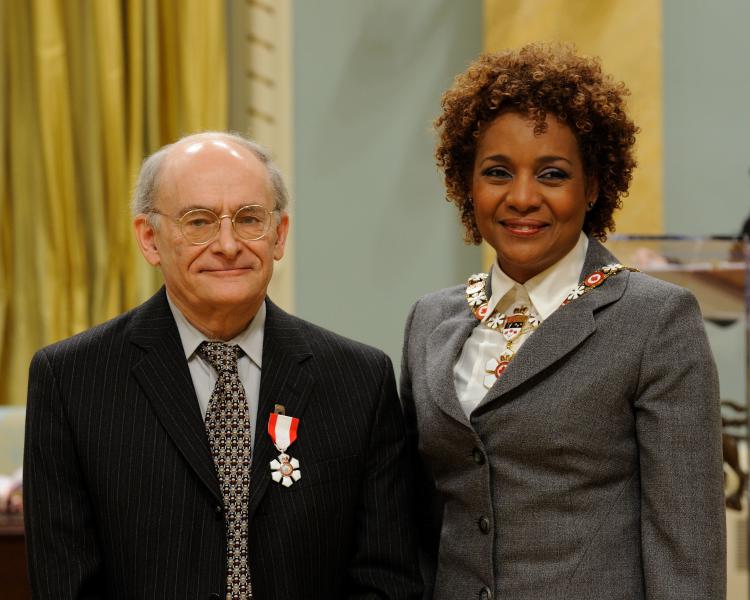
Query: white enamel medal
267,413,301,487
270,453,301,487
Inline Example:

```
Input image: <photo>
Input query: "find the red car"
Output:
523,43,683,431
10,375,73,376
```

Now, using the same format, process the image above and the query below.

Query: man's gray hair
131,131,289,217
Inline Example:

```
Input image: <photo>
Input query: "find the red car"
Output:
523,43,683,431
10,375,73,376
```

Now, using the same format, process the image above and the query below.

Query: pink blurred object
0,468,22,514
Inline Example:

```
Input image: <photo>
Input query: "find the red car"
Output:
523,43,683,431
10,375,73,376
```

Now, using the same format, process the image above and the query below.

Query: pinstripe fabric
24,288,421,599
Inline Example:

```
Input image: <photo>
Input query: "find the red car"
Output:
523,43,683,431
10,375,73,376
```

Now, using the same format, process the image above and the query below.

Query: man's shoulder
34,308,136,362
266,302,390,367
33,291,165,365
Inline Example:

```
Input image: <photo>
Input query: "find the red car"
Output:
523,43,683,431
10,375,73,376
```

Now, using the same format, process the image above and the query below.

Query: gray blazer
400,239,726,600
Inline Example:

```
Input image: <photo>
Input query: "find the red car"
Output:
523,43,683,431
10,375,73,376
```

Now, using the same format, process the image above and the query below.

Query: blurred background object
0,407,24,513
0,406,27,598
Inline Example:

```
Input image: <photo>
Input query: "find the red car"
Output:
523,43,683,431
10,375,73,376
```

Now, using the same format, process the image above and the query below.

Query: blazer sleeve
346,352,423,600
24,348,106,599
399,300,441,599
634,287,726,599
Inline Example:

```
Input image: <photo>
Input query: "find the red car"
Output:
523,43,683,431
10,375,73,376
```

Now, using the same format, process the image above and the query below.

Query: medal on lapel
501,312,527,341
268,413,302,487
466,264,638,389
484,348,514,387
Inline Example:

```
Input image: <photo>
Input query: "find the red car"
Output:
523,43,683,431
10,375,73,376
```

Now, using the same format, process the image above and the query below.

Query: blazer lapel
425,290,478,429
129,288,222,502
248,298,314,519
479,239,626,406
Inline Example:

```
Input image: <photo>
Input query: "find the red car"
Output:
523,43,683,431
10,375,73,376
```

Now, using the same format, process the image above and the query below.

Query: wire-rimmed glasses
149,204,277,245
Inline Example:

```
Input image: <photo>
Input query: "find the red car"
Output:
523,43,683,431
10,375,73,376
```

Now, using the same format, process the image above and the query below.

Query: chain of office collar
465,263,640,328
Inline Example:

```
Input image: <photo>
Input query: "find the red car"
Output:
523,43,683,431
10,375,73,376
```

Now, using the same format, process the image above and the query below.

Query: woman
401,42,725,599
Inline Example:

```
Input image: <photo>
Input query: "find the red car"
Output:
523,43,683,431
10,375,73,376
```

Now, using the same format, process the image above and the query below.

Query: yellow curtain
0,0,228,405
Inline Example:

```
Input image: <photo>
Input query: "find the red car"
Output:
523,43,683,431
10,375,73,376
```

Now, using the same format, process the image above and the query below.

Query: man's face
135,138,288,320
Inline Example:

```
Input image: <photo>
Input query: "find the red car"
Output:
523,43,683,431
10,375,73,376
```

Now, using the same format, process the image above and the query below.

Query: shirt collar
487,232,588,321
166,293,265,368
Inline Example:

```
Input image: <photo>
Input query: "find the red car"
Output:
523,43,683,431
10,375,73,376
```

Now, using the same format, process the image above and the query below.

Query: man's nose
213,215,240,256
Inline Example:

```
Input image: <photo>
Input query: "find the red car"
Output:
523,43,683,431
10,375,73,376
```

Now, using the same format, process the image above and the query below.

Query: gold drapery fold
0,2,10,386
34,0,90,339
1,0,228,405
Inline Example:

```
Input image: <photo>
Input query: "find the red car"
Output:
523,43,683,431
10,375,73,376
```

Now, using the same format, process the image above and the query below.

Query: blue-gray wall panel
663,0,750,236
293,0,482,366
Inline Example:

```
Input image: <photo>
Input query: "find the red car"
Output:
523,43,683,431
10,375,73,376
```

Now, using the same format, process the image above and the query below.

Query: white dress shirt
453,232,589,418
167,294,264,451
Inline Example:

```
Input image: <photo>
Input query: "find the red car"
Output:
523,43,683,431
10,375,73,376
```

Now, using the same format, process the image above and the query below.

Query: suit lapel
425,290,479,429
478,239,626,407
248,298,314,519
129,288,222,502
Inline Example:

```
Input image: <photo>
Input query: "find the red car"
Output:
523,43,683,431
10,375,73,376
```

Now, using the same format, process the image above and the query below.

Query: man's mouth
201,267,251,274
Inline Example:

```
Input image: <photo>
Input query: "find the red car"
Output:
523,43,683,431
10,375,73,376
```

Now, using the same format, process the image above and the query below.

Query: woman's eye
538,168,568,181
483,166,512,178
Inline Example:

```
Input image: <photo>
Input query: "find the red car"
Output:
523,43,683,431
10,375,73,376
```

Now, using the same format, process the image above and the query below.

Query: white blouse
453,233,589,418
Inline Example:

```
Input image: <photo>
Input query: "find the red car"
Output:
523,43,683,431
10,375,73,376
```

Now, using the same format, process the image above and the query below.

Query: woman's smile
471,112,597,283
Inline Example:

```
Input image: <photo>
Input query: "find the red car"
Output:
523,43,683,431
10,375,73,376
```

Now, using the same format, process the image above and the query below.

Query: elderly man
24,132,421,599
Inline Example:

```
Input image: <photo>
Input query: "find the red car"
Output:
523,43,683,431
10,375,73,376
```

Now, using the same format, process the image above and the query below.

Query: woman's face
471,112,597,283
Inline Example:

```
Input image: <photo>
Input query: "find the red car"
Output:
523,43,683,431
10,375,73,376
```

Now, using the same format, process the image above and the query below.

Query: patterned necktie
198,342,252,600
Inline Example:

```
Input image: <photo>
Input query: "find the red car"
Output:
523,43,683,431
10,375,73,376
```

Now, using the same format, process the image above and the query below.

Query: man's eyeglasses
148,205,278,245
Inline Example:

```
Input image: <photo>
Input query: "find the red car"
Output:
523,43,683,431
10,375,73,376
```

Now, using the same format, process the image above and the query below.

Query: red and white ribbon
268,413,301,487
267,413,299,453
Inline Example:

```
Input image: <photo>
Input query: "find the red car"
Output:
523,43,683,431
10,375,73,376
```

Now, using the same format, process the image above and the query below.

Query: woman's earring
586,201,595,211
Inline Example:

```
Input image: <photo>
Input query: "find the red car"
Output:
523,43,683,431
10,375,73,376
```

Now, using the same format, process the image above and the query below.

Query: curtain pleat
92,1,129,315
0,1,10,386
7,1,47,408
1,0,228,405
33,0,90,338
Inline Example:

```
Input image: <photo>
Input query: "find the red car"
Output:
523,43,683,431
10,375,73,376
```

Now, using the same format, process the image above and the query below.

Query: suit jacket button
478,516,490,534
479,586,492,600
214,504,224,520
472,448,486,465
208,594,221,600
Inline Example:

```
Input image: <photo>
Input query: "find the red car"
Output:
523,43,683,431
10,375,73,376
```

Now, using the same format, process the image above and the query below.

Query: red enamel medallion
495,361,510,377
584,271,605,287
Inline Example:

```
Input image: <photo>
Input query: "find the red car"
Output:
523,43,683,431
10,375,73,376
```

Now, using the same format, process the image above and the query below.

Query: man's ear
272,212,290,261
134,214,161,266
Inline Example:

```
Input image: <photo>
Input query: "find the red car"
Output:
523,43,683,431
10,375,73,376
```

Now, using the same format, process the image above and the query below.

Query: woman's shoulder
404,283,468,332
615,270,704,326
406,284,470,337
410,283,466,314
624,269,696,302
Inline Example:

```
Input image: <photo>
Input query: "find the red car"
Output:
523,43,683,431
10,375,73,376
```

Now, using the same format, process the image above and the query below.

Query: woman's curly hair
435,42,638,244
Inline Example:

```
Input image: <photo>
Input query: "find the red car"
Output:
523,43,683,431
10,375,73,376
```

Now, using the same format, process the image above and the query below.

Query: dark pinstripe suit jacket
24,288,421,600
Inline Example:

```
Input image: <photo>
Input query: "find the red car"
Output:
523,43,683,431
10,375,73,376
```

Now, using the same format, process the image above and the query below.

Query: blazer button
472,447,486,465
213,504,224,520
478,516,490,534
479,586,493,600
208,594,221,600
